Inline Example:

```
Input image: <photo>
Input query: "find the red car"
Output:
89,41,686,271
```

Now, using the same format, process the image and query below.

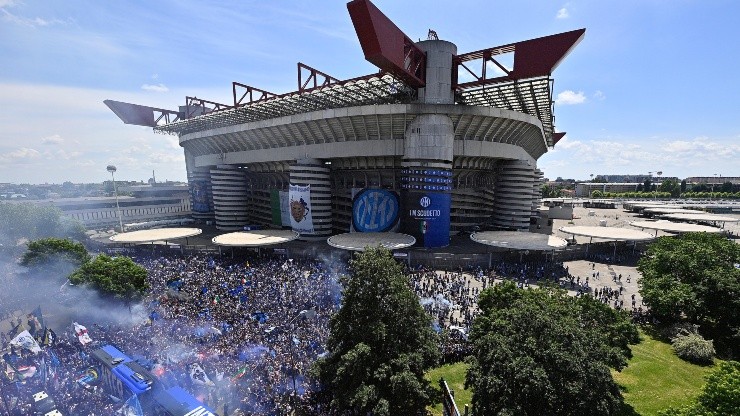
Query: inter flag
8,321,26,339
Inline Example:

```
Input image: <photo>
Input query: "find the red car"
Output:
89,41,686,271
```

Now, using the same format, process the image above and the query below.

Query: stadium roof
109,228,202,244
470,231,568,251
153,73,416,137
152,75,558,144
327,232,416,251
212,230,299,247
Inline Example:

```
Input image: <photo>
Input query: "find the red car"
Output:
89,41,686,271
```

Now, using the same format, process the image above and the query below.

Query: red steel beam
233,82,277,107
455,28,585,89
298,63,341,92
552,132,566,145
185,96,232,119
347,0,426,88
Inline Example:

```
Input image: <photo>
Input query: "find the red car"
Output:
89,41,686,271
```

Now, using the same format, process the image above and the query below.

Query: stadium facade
105,0,584,247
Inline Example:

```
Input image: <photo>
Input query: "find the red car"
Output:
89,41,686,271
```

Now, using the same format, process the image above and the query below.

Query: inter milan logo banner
351,188,400,232
288,184,314,234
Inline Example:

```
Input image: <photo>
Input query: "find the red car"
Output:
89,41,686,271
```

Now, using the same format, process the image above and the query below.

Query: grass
425,330,715,416
613,329,716,415
425,362,471,416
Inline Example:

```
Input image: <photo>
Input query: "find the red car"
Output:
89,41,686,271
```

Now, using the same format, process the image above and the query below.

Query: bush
671,330,715,364
661,322,700,340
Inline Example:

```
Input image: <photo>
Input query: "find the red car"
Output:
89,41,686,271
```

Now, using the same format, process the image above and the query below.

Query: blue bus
90,345,154,400
91,345,218,415
151,386,218,416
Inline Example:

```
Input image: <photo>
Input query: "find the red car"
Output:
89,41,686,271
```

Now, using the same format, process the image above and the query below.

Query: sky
1,0,739,184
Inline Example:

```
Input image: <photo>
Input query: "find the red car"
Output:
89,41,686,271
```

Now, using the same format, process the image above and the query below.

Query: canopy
630,220,723,235
212,230,299,247
327,232,416,251
470,231,568,251
109,228,202,243
558,226,654,242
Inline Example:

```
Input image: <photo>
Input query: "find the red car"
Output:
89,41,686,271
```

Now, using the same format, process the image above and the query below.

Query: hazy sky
1,0,738,184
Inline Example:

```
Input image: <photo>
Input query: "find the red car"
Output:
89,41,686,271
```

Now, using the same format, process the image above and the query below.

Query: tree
638,233,740,357
0,202,85,246
644,178,653,191
680,179,687,193
658,179,681,197
21,237,90,267
465,282,639,416
659,361,740,416
68,254,149,299
312,247,439,415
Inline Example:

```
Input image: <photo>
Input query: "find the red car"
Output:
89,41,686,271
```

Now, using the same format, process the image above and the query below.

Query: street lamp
107,165,124,232
589,174,594,198
648,171,662,200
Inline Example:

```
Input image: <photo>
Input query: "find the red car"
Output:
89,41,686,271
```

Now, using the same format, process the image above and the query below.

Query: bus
151,386,218,416
90,345,154,400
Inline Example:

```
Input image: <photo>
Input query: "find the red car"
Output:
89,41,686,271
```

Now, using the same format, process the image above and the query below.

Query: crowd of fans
0,247,649,415
1,253,344,415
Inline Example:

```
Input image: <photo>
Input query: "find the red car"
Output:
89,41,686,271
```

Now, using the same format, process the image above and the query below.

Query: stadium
106,0,584,248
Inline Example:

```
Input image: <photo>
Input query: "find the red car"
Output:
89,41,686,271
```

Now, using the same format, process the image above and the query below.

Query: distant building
685,176,740,185
8,184,191,229
575,182,641,197
594,174,679,183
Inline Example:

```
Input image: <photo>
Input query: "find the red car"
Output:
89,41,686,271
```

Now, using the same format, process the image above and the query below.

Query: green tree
465,282,639,416
659,361,740,416
21,237,90,267
680,179,688,193
312,247,439,415
0,202,85,245
638,233,740,357
659,179,681,197
69,254,148,299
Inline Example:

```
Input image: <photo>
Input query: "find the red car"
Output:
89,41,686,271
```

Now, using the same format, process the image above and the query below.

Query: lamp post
107,165,124,232
648,171,662,200
589,174,594,198
711,173,718,199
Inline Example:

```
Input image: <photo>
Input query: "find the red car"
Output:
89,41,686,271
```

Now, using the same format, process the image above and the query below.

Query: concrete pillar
401,116,454,248
416,40,456,105
399,39,457,248
492,160,537,230
290,158,332,240
533,168,544,214
210,165,249,230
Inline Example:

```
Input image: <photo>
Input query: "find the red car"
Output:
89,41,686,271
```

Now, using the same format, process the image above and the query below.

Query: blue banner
190,180,210,213
402,191,451,248
352,189,400,232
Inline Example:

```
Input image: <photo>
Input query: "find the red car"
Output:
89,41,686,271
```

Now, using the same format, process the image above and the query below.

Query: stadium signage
410,209,441,218
352,188,399,232
401,191,451,248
